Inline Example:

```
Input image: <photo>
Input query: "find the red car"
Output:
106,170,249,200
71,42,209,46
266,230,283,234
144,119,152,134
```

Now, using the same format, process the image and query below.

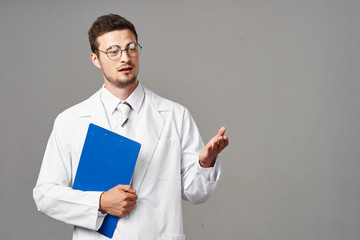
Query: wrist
98,192,107,214
199,158,215,168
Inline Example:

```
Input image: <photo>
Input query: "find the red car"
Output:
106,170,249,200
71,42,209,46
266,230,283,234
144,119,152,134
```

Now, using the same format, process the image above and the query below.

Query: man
33,14,228,240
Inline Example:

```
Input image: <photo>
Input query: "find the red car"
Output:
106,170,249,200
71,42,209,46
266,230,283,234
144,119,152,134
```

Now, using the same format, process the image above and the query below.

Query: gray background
1,0,359,239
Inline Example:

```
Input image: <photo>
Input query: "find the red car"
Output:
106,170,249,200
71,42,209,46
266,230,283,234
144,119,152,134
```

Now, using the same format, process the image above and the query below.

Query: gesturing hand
199,127,229,168
99,184,138,217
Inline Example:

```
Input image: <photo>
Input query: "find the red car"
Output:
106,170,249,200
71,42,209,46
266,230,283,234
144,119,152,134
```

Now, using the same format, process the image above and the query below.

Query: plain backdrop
1,0,359,239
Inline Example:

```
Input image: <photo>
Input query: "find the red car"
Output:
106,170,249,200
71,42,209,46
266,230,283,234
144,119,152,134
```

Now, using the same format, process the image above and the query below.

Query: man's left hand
199,127,229,168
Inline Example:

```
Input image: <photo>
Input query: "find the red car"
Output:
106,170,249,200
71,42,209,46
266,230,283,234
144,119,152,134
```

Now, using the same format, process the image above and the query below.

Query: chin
104,71,138,88
114,78,137,88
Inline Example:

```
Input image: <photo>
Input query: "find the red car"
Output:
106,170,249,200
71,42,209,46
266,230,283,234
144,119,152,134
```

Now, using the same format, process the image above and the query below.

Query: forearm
179,108,224,203
181,157,222,204
33,183,105,230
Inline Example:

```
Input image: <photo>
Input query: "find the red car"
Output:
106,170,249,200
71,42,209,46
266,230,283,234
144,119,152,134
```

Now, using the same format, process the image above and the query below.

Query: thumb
218,126,226,136
117,184,136,193
127,186,136,194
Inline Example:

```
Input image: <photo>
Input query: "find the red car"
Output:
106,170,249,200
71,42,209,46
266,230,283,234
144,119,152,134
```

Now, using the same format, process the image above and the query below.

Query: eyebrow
105,45,119,51
105,42,136,51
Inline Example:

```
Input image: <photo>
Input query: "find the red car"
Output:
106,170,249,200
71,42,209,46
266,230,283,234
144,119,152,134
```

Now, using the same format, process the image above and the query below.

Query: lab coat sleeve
33,115,106,230
180,108,222,204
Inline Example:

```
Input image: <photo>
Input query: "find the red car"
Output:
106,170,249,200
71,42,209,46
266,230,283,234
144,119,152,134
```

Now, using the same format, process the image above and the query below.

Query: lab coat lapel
90,94,110,130
132,97,165,191
78,90,110,130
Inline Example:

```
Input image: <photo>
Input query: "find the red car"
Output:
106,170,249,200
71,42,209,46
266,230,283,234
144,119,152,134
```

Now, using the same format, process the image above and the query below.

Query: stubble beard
103,72,137,88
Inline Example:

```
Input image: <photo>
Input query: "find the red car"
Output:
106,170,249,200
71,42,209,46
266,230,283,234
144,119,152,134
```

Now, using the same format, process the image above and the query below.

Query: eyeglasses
96,42,142,60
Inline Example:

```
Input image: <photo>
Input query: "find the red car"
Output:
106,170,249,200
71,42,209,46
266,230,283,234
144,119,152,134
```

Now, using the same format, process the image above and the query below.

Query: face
91,29,139,89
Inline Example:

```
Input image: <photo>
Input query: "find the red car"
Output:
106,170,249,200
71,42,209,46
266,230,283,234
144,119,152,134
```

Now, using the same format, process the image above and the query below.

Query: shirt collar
100,82,145,115
126,82,145,114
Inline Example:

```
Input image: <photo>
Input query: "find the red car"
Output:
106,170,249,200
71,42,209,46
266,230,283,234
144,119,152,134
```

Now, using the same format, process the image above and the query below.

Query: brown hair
88,14,138,54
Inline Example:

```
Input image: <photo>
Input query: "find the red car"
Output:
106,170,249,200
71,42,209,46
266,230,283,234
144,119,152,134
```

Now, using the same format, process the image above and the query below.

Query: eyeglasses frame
95,42,142,61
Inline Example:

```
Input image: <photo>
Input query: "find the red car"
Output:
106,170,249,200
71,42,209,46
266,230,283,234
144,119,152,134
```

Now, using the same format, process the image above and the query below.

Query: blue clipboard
73,123,141,238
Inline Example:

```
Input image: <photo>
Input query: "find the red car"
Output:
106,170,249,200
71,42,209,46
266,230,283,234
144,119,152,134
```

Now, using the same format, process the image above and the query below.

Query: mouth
118,66,133,74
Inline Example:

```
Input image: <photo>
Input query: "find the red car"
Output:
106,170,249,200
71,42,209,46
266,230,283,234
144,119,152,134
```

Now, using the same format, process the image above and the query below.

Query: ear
90,52,102,69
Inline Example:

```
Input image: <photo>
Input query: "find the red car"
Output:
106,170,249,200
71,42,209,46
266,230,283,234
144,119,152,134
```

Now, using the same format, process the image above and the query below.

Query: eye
107,45,120,54
127,42,136,50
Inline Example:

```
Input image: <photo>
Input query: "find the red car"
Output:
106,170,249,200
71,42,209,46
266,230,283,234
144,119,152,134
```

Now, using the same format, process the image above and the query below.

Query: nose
119,50,130,63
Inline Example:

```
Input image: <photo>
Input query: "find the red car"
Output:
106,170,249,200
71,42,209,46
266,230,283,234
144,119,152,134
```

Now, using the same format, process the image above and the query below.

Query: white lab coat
33,85,222,240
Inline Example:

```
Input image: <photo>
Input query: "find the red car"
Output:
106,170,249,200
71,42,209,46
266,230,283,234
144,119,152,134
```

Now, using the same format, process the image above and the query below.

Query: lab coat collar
76,86,171,117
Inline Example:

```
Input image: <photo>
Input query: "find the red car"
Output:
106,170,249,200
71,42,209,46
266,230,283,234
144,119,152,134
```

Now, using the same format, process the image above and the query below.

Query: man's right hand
99,184,138,217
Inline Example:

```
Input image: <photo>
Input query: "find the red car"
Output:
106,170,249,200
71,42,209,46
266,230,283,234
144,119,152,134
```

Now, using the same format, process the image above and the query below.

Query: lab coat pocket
146,139,181,180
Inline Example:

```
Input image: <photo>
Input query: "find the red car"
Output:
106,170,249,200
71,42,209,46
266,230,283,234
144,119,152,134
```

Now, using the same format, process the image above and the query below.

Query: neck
104,80,138,100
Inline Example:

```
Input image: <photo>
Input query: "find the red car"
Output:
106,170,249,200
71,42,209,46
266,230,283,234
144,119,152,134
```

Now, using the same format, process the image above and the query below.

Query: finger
211,142,218,154
210,141,219,154
126,188,137,194
119,210,131,217
116,184,132,191
124,200,137,208
218,139,225,152
126,205,135,211
218,126,226,136
224,136,229,147
124,193,138,201
125,205,135,212
215,139,220,149
117,185,137,194
207,143,214,154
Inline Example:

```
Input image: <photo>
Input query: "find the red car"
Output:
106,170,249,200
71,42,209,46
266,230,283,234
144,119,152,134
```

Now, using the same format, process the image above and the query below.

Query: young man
33,14,228,240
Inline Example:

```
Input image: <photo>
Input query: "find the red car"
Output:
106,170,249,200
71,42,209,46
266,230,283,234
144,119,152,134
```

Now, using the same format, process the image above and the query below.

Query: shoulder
54,89,100,126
